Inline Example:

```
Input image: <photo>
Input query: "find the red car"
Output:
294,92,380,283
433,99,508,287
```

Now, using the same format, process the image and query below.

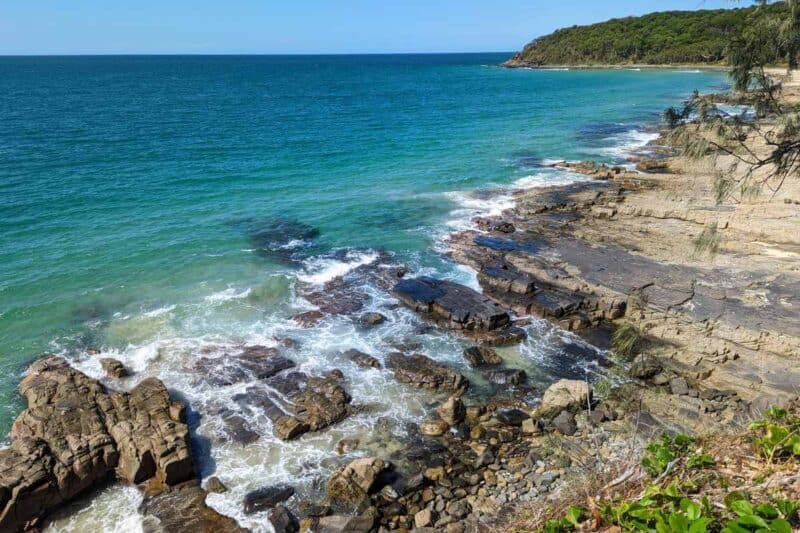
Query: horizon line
0,50,515,58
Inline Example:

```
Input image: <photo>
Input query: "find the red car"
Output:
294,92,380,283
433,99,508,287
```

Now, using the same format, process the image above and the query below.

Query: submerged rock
359,312,386,327
486,368,527,386
0,356,195,532
387,353,468,393
243,485,295,514
269,505,299,533
343,349,381,369
139,482,245,533
462,346,503,367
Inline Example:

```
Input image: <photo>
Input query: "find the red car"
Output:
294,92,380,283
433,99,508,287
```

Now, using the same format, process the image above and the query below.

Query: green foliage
722,495,797,532
541,506,584,532
642,433,715,477
509,4,788,66
750,407,800,462
611,322,642,358
599,482,713,532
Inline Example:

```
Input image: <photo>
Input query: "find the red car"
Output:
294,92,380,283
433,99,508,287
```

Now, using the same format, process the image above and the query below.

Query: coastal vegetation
504,3,790,67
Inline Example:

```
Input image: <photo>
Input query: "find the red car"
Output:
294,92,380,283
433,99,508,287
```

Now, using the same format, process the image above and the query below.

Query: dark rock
387,353,468,392
343,349,381,369
205,476,228,493
139,482,245,532
99,357,129,378
462,346,502,367
630,355,662,380
237,346,295,379
552,411,577,436
243,485,295,514
291,310,324,327
220,413,260,445
478,266,535,295
392,277,510,331
269,505,299,533
486,368,527,386
495,408,530,426
359,312,386,327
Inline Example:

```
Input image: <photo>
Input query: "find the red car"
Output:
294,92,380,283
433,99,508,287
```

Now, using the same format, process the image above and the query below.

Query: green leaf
565,506,583,527
688,518,710,533
754,503,778,519
681,499,702,521
669,512,690,532
735,514,769,528
729,498,754,516
769,518,793,533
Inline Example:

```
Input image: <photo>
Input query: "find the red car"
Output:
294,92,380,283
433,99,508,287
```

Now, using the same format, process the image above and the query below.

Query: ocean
0,54,726,531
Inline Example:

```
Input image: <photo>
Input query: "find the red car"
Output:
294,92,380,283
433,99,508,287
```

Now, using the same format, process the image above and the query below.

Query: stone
462,346,502,367
243,485,295,514
317,513,375,533
495,408,529,427
139,482,246,533
420,419,450,437
538,379,590,418
205,476,227,493
387,353,468,392
0,356,195,532
269,505,300,533
99,357,129,378
670,377,690,396
359,312,386,327
221,413,260,445
630,355,662,380
392,276,510,331
415,508,434,528
291,310,324,327
552,411,577,436
343,349,381,369
445,499,470,520
436,396,466,426
326,457,386,504
486,368,527,386
335,438,360,455
521,418,540,435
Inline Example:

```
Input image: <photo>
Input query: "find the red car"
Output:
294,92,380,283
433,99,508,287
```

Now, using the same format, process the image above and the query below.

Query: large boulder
326,457,386,504
387,353,468,393
0,356,195,532
393,277,510,331
243,485,295,514
538,379,591,418
436,396,466,426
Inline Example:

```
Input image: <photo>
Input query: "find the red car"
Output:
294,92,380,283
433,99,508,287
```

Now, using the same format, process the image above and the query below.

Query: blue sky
0,0,736,55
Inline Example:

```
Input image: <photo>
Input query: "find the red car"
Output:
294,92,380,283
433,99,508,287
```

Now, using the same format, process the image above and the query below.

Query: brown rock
538,379,591,418
139,481,245,532
0,356,195,532
326,457,386,504
436,396,466,426
462,346,502,367
419,420,450,437
100,357,129,378
387,353,468,392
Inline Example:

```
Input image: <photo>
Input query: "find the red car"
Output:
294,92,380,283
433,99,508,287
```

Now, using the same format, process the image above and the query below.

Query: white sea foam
595,128,660,159
204,287,253,303
512,171,588,189
297,250,379,285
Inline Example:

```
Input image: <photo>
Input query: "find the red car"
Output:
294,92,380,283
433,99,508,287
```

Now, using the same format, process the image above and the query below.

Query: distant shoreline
501,60,731,71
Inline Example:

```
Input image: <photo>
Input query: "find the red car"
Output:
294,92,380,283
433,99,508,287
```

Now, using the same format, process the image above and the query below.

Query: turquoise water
1,55,727,529
0,55,726,430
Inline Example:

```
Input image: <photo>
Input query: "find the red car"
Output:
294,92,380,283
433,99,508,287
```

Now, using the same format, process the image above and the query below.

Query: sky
0,0,737,55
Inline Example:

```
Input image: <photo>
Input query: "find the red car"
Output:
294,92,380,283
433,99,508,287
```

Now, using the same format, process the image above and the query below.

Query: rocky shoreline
2,89,799,533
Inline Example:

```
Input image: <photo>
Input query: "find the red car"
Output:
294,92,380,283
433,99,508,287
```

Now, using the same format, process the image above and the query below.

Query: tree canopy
506,3,790,66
